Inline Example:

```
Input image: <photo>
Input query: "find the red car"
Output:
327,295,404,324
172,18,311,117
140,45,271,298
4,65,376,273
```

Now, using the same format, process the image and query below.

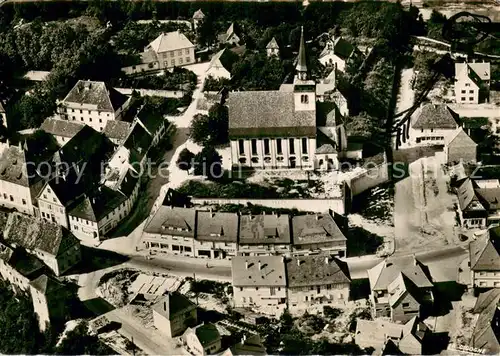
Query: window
461,90,466,94
421,128,423,133
461,97,466,101
301,94,308,103
43,194,47,199
251,139,257,155
185,48,189,55
289,138,295,154
22,199,26,205
264,139,270,155
178,50,182,56
255,287,259,291
469,90,474,94
270,287,276,295
276,139,282,154
469,97,474,101
163,53,167,59
99,119,102,123
238,139,245,155
185,57,190,63
301,138,307,154
239,157,246,164
9,195,13,202
170,51,174,57
171,59,175,66
465,83,470,87
53,198,56,203
179,58,183,65
73,225,78,231
402,302,410,308
89,118,92,122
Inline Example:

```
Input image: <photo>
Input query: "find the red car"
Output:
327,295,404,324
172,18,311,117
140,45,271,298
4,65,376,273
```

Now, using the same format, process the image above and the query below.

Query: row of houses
141,206,348,259
0,211,81,331
0,80,169,241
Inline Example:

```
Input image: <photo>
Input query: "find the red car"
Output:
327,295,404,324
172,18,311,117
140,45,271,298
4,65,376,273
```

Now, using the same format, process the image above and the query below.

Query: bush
192,146,222,180
176,148,194,170
189,103,229,146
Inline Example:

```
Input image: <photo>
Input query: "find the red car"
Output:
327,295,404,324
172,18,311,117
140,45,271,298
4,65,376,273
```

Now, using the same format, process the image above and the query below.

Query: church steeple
295,26,308,81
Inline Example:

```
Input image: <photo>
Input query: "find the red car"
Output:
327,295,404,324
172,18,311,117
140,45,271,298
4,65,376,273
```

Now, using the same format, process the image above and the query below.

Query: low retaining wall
191,197,346,215
114,88,185,98
346,162,390,197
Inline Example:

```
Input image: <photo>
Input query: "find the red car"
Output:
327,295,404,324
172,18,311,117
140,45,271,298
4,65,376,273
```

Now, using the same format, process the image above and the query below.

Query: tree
189,103,229,146
345,112,383,140
54,321,113,355
193,146,222,180
176,148,195,170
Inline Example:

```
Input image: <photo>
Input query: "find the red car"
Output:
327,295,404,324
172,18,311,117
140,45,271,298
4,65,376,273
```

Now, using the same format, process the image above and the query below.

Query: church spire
295,26,308,80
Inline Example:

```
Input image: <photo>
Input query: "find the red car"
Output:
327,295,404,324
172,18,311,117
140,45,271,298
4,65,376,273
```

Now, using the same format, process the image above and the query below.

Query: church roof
296,27,308,73
266,37,279,50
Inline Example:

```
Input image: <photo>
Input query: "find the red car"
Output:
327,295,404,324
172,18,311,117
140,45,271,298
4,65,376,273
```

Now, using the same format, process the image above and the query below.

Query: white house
319,36,362,72
182,323,222,355
57,80,131,132
144,31,196,70
219,23,241,46
152,292,197,337
192,9,205,31
231,255,287,316
205,49,234,80
469,227,500,289
454,61,490,104
266,37,279,58
409,103,461,147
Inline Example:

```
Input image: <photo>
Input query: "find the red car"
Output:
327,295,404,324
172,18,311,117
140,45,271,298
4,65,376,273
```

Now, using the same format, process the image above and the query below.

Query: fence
191,197,346,215
114,88,185,98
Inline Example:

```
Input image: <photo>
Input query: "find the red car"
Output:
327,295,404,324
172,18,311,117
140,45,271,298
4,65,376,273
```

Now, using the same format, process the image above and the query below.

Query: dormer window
300,94,309,104
210,226,224,237
264,227,279,238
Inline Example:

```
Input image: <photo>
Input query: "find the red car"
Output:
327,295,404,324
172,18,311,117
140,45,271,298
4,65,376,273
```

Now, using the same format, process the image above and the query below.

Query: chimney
258,261,262,270
325,256,329,265
245,261,249,270
241,335,247,345
297,259,301,267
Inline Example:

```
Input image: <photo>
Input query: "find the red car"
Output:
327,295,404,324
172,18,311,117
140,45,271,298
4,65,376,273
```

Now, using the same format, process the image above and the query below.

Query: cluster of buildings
0,79,169,242
0,211,81,330
141,206,347,259
151,291,266,355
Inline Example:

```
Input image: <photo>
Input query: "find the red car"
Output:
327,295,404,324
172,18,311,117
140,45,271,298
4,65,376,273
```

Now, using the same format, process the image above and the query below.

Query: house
232,255,287,316
315,69,349,117
266,37,279,58
220,334,267,356
3,213,81,276
0,101,6,128
195,210,238,259
355,316,429,355
57,80,131,132
285,254,350,314
409,103,461,146
454,61,490,104
455,176,500,229
238,213,291,256
219,23,241,46
182,323,222,355
367,256,434,323
470,289,500,354
205,49,236,80
135,106,168,146
228,27,346,171
40,118,85,147
0,144,46,215
318,36,363,72
291,212,347,257
192,9,205,31
444,127,477,164
152,292,197,337
144,31,196,69
122,121,153,168
103,120,132,145
0,241,45,292
121,51,160,75
29,274,69,332
469,227,500,289
142,206,197,256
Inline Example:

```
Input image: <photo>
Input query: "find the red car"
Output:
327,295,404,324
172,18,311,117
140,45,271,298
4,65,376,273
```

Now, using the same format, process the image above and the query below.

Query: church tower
294,26,316,112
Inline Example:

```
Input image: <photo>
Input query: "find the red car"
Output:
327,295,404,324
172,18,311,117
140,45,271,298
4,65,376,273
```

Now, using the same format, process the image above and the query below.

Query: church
227,28,348,171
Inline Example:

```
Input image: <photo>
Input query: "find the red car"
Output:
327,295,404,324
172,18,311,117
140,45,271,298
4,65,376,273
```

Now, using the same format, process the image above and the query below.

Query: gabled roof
207,49,237,74
196,210,238,243
457,178,483,211
123,122,153,165
136,107,165,136
320,36,357,60
446,128,477,148
187,323,221,347
239,213,291,245
317,101,343,127
232,255,286,287
41,170,87,207
62,80,128,112
193,9,205,19
103,120,131,142
41,118,85,139
469,228,500,271
367,256,433,291
30,274,65,295
316,129,338,154
286,255,350,288
152,292,196,320
291,213,346,245
4,213,80,257
0,242,45,279
144,206,196,237
455,62,490,84
266,37,279,50
68,186,127,223
228,91,316,138
0,145,38,187
412,104,459,130
221,334,267,356
471,290,500,354
147,31,194,53
225,23,238,42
